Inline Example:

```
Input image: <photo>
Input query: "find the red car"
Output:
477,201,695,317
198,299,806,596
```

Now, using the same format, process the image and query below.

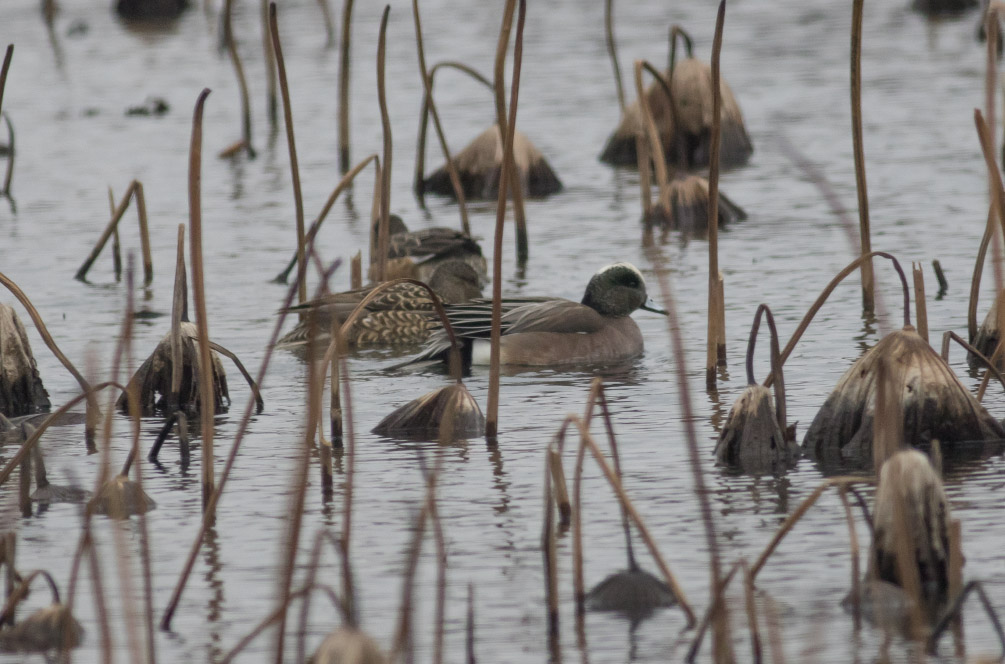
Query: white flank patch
471,339,493,365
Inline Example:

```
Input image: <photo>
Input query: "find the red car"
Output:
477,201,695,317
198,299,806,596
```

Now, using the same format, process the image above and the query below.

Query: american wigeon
278,260,483,348
405,263,666,367
369,215,488,284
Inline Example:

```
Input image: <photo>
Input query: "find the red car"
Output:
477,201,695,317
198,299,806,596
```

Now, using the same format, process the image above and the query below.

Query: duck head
581,263,667,318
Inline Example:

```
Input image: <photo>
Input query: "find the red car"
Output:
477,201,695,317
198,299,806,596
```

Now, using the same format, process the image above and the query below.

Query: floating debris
310,626,386,664
0,303,50,418
715,304,799,473
118,321,229,416
372,383,484,441
873,449,950,612
87,473,156,518
422,124,562,200
803,325,1005,465
0,604,83,653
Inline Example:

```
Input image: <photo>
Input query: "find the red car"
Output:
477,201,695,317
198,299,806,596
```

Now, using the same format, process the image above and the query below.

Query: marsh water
1,0,1004,661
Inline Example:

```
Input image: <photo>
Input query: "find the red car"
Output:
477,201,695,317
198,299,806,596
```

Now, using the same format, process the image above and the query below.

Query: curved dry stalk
412,4,471,233
746,303,787,436
261,0,277,126
764,250,911,388
684,562,740,664
270,3,307,307
0,381,125,488
974,109,1005,367
492,0,529,263
221,0,255,159
706,0,727,389
568,413,696,626
604,0,625,112
75,180,153,286
0,569,62,624
296,531,349,661
634,60,670,206
749,476,872,581
2,113,15,208
375,6,392,284
161,238,309,630
941,330,1005,399
170,224,187,411
274,153,378,284
486,0,526,438
207,341,264,412
0,45,11,120
0,271,100,449
668,25,693,73
927,580,1005,658
851,0,874,312
968,207,995,342
338,0,354,173
188,88,217,509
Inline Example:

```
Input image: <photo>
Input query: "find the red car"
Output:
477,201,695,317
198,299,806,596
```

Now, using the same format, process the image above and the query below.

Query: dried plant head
715,304,799,474
585,566,676,620
310,626,386,664
423,124,562,200
372,383,484,442
118,321,229,416
0,604,83,652
803,324,1005,468
873,449,950,613
0,302,50,417
87,473,156,519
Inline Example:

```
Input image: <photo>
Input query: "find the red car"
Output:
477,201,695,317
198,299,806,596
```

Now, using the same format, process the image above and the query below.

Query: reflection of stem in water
203,525,226,662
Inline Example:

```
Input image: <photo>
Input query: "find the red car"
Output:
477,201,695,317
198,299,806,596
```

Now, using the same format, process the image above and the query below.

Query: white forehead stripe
597,262,645,282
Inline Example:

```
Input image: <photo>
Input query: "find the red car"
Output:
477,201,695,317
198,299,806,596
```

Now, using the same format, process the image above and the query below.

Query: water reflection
202,524,226,663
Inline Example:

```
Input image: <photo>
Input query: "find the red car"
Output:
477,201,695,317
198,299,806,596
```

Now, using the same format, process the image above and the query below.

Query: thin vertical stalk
706,0,727,390
0,45,12,121
740,562,762,664
851,0,875,313
170,225,187,410
492,0,529,263
376,6,392,283
605,0,625,112
338,355,358,625
261,0,277,126
338,0,354,173
412,0,471,234
223,0,255,158
542,449,559,640
189,88,216,509
913,262,928,343
485,0,526,438
270,3,307,307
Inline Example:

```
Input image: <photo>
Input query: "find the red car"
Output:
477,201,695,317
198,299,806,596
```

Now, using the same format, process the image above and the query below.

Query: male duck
404,263,666,367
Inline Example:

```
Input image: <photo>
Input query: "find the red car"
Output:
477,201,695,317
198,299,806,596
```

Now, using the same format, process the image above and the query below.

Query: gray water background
1,0,1004,661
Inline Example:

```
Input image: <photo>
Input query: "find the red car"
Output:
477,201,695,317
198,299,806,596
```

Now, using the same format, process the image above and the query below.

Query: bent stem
375,6,392,284
75,180,153,286
851,0,874,313
706,0,727,389
222,0,255,158
411,3,472,233
746,304,786,437
605,0,625,112
764,250,911,388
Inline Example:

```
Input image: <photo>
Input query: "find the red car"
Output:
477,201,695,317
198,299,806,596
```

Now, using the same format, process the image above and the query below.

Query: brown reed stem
941,330,1005,398
647,253,720,630
1,113,14,207
296,531,348,662
968,206,995,342
913,262,929,343
75,180,153,286
634,61,670,207
338,354,358,625
684,563,739,662
605,0,625,112
208,341,264,412
261,0,277,126
928,580,1005,658
706,0,727,390
764,251,911,388
338,0,354,173
542,447,559,640
746,304,787,438
274,153,378,284
569,414,696,625
851,0,875,313
272,287,323,664
749,476,871,581
411,5,472,234
223,0,255,158
837,486,861,631
270,3,307,309
0,271,100,449
493,0,529,264
219,585,326,664
188,88,217,510
161,233,309,631
485,0,526,437
740,561,763,664
375,6,392,286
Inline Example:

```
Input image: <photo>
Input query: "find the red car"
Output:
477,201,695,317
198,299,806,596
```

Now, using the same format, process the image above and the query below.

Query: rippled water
1,0,1004,661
